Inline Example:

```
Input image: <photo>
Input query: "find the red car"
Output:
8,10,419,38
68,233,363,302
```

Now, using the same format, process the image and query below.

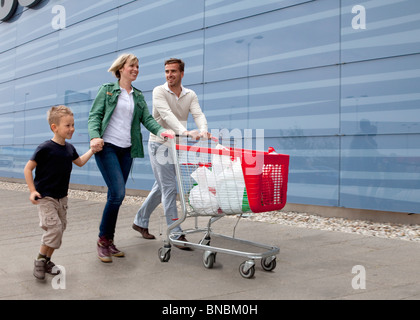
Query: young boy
24,105,101,280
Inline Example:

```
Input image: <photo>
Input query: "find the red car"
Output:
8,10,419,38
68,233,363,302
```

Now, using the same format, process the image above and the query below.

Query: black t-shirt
31,140,79,199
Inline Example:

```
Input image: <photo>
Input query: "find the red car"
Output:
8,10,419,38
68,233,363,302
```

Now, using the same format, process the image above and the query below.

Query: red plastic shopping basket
176,143,290,214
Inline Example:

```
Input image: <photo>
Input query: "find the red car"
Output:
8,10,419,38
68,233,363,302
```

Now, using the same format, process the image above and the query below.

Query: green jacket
88,81,165,158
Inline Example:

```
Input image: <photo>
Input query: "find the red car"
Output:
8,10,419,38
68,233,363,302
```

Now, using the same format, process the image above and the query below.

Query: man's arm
189,91,208,134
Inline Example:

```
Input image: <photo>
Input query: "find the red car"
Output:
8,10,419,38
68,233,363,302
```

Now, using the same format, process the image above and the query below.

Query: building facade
1,0,419,214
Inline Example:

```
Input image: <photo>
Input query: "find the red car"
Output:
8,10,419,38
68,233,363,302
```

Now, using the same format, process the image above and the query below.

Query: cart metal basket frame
158,137,290,278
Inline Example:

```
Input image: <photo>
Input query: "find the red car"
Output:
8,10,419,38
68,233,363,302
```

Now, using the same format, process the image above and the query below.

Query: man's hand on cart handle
161,130,175,140
182,130,218,142
183,130,201,140
200,130,213,140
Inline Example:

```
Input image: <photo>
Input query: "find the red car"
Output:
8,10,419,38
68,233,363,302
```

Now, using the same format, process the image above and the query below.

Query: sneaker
97,237,112,263
108,239,125,257
33,259,46,280
45,260,60,275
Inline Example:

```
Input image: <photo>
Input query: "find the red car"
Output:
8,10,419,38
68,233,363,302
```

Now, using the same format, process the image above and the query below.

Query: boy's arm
24,160,41,204
73,149,94,167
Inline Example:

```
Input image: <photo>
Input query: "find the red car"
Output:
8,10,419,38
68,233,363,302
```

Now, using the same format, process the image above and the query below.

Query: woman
88,53,173,263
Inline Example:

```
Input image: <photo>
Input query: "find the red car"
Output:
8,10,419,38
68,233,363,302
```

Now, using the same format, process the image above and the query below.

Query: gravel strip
2,181,418,242
242,211,419,242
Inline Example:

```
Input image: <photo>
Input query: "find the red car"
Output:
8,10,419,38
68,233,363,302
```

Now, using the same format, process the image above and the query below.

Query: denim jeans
133,141,182,234
95,143,133,239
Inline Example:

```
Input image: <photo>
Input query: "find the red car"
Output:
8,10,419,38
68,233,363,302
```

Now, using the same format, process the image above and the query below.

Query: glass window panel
204,0,340,82
131,31,204,92
204,67,340,136
0,81,15,115
0,115,14,146
255,67,340,136
341,0,420,62
341,134,420,213
21,107,51,145
57,11,118,66
0,19,17,52
60,0,116,26
266,136,340,207
67,101,91,144
0,49,16,83
0,146,32,178
203,78,248,131
205,0,313,27
117,0,204,50
16,1,55,46
57,53,115,105
14,69,58,111
15,32,59,78
341,54,420,135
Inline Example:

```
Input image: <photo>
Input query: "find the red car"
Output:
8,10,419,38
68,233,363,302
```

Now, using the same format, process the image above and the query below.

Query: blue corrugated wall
0,0,419,213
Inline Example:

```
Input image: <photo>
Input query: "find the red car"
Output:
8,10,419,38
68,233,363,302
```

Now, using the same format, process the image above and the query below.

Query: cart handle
172,133,219,143
161,132,175,140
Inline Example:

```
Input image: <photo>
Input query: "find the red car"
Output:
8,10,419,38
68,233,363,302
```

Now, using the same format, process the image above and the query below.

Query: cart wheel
203,252,216,269
261,257,277,272
239,261,255,279
199,236,211,246
158,247,171,262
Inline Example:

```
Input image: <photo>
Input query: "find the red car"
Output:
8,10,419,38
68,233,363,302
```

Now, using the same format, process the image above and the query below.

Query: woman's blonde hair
108,53,138,79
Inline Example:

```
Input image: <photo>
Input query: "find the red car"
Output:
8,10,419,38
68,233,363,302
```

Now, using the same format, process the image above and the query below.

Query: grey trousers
133,141,182,234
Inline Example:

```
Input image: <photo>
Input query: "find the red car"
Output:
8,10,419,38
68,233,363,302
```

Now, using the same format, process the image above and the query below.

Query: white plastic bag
215,157,246,214
191,166,216,189
189,166,218,214
189,144,248,215
189,185,219,215
211,144,232,177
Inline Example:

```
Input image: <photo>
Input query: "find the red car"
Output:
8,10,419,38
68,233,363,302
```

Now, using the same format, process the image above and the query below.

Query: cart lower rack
158,137,290,278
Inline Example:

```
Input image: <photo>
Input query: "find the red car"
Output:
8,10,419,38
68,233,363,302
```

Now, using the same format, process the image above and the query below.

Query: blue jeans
95,143,133,239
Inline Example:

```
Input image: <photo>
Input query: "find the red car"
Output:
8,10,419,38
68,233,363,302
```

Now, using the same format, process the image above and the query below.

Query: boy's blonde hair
47,105,73,127
108,53,138,79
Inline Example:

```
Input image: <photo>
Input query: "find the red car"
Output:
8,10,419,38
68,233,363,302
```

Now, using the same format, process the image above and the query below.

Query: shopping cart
158,136,290,278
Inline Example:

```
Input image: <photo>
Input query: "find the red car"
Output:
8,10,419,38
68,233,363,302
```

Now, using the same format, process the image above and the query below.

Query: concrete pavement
0,188,419,301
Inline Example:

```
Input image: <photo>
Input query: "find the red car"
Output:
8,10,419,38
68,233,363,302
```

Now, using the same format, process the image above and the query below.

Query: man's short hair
164,58,185,72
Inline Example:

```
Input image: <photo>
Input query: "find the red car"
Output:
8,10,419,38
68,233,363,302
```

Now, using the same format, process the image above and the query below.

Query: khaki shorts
37,197,68,249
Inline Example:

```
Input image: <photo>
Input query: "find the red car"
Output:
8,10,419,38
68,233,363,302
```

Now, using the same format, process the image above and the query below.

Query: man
133,58,210,249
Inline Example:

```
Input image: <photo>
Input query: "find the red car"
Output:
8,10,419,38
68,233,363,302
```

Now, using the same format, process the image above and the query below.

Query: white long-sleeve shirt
149,82,208,143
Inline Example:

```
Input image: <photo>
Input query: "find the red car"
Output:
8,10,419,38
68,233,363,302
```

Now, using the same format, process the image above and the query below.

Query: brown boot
132,224,155,239
108,239,125,257
174,235,193,251
97,236,112,263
